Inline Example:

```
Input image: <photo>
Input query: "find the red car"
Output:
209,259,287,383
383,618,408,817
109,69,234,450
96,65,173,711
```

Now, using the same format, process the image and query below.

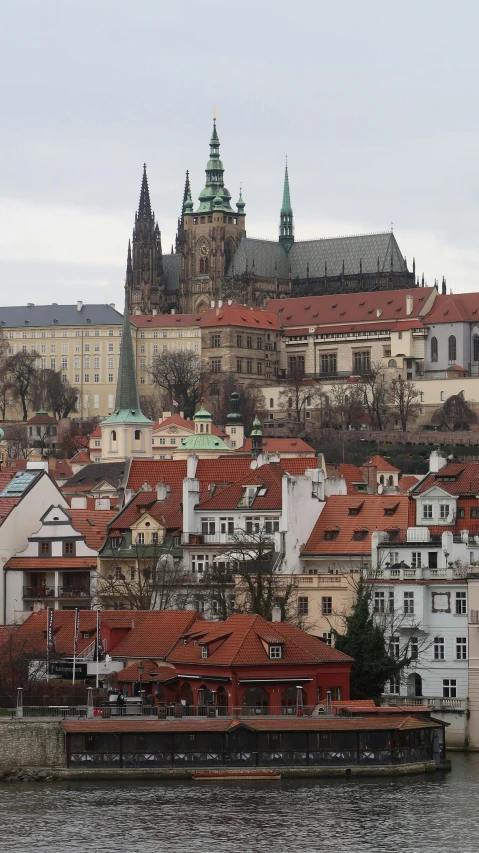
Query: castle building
126,121,416,317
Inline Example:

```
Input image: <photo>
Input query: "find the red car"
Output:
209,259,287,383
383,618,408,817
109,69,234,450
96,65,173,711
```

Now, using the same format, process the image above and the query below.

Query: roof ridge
230,614,259,665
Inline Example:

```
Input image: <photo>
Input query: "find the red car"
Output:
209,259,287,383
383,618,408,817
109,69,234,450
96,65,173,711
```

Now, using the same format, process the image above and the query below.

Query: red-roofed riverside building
423,292,479,378
112,613,352,712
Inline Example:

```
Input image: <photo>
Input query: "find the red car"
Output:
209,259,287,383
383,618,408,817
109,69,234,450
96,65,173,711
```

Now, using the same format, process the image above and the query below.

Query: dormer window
269,645,282,659
348,502,364,516
201,645,208,659
323,529,339,541
352,529,368,541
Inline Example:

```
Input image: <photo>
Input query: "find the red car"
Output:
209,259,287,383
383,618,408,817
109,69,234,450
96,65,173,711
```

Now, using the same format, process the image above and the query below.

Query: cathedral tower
179,119,246,313
279,161,294,252
126,164,165,314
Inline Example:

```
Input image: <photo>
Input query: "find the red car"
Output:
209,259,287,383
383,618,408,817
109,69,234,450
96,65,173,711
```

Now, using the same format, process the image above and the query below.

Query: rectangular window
389,551,399,565
439,504,450,520
211,359,221,373
246,360,252,374
374,591,385,613
84,357,90,369
74,357,80,369
456,591,467,614
50,358,56,370
264,518,280,534
191,555,205,574
159,437,166,445
108,343,114,352
201,518,215,535
322,632,332,646
388,676,400,695
94,395,99,408
269,645,282,659
298,596,309,617
108,357,114,369
211,334,221,348
140,344,145,354
74,374,80,383
63,541,75,556
257,361,262,375
353,350,370,372
50,344,56,353
434,637,445,660
410,636,418,659
62,343,68,353
220,517,234,535
443,679,457,698
245,517,261,534
389,636,400,658
62,357,68,369
329,687,342,701
236,334,242,347
236,359,242,373
256,336,262,350
321,596,332,615
93,357,100,369
136,533,145,545
423,504,433,519
84,374,89,383
40,541,51,556
456,637,467,660
108,373,114,382
41,344,46,354
411,552,422,569
320,353,337,374
428,551,438,569
94,374,100,383
403,591,414,614
246,335,252,349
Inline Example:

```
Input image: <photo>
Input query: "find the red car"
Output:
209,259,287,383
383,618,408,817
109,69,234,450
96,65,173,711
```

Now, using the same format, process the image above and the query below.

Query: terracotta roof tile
127,458,316,493
413,462,479,497
363,455,400,473
109,489,183,531
302,494,408,555
425,292,479,325
5,557,96,570
68,509,117,549
117,660,177,682
240,438,315,455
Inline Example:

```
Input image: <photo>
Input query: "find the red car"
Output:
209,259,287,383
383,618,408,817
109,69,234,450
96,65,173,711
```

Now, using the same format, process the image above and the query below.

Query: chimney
171,308,176,315
77,301,83,312
271,605,282,623
210,300,215,308
429,450,447,473
152,309,157,316
218,299,223,309
135,309,141,315
227,299,233,306
156,482,168,501
376,308,382,318
406,295,413,316
187,453,199,479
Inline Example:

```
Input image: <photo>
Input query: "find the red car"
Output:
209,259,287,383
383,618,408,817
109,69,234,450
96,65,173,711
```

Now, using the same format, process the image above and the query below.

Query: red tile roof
69,450,91,465
48,459,74,479
200,305,280,331
425,292,479,324
117,660,177,683
153,414,193,432
412,462,479,496
27,412,57,424
5,557,96,570
131,313,203,328
363,455,400,473
14,609,202,659
68,509,117,549
266,288,435,330
127,458,316,493
0,498,21,528
239,437,315,455
197,463,285,511
398,475,422,494
90,425,102,438
302,494,408,555
109,489,183,531
169,614,352,667
326,464,368,495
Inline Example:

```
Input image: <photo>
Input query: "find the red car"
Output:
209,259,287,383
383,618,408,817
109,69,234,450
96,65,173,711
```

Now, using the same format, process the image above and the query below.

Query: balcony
58,587,91,599
23,586,55,599
22,586,90,600
383,696,468,712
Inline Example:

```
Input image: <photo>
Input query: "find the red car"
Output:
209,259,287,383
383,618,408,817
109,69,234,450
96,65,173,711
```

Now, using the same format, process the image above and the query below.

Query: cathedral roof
227,231,408,279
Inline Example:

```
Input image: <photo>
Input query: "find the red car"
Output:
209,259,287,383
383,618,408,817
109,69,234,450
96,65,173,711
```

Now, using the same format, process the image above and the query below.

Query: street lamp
138,661,144,704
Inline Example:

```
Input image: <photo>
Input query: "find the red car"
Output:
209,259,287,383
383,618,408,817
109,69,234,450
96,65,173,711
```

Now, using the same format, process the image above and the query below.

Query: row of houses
3,286,479,421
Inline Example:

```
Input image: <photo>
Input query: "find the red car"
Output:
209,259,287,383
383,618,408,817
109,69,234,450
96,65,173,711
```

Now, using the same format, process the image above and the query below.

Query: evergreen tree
333,580,413,703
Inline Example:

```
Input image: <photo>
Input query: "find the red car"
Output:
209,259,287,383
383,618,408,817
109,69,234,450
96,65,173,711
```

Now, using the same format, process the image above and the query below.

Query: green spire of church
279,161,294,252
250,412,263,458
103,290,151,425
196,117,234,214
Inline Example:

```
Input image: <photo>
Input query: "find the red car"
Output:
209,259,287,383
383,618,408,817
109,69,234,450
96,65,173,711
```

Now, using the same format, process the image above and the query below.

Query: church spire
176,170,191,252
115,290,142,413
138,163,152,220
126,240,132,279
196,117,233,213
279,160,294,253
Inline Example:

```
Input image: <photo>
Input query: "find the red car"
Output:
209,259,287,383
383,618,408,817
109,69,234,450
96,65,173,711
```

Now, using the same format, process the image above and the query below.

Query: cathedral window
199,256,209,274
431,336,438,362
474,335,479,363
448,335,457,363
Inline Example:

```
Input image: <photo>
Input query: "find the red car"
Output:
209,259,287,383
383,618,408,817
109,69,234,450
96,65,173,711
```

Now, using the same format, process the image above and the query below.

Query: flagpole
96,608,100,689
72,608,79,686
46,609,50,683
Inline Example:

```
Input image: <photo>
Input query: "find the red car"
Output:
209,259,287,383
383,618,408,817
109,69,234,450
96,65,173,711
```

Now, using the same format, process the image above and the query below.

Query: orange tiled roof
68,508,117,549
0,498,21,527
302,494,408,555
169,614,352,667
153,414,193,432
5,557,96,570
200,305,280,331
411,462,479,496
363,455,400,473
118,660,177,682
109,489,183,531
425,292,479,324
48,459,74,479
326,464,368,495
69,450,91,465
197,463,285,511
398,475,422,494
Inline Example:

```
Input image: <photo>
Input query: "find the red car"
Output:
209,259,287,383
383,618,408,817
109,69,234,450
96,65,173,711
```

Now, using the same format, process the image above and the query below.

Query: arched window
111,430,116,442
388,359,397,369
134,430,141,441
269,398,274,409
379,475,384,485
199,256,209,274
448,335,456,363
281,686,306,713
241,686,269,714
474,335,479,363
431,336,438,363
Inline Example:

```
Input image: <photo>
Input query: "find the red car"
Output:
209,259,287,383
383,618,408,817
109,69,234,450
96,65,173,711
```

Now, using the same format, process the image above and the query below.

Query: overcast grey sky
1,0,478,309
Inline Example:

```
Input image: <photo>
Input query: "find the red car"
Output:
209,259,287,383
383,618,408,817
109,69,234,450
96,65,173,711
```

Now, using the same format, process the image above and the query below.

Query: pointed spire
279,159,294,252
138,163,152,220
114,290,142,413
182,169,191,209
126,240,132,277
250,411,263,458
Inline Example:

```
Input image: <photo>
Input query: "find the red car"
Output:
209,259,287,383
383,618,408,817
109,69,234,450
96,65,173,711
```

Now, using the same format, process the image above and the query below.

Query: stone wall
0,722,66,770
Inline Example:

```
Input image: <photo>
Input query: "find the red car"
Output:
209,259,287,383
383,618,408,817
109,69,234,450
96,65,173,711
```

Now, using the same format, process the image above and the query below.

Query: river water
1,754,478,853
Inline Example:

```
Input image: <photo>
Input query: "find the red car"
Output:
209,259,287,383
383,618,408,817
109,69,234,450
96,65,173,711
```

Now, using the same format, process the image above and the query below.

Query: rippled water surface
1,754,479,853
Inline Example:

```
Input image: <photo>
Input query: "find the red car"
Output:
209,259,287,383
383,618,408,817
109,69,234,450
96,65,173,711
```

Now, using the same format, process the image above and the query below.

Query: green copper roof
226,391,243,425
279,162,294,252
250,414,263,436
196,119,234,214
179,433,230,451
236,188,245,213
102,291,152,426
194,402,212,421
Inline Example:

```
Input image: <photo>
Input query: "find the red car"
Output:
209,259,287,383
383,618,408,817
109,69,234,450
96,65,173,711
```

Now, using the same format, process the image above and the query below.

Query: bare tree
388,376,421,431
325,382,365,430
36,370,79,419
139,392,164,422
149,351,211,419
6,350,39,421
357,363,391,431
431,394,478,431
4,423,29,459
278,366,323,434
97,542,192,611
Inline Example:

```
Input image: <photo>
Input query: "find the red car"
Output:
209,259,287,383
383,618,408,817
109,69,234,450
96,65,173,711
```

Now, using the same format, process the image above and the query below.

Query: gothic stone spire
279,160,294,253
